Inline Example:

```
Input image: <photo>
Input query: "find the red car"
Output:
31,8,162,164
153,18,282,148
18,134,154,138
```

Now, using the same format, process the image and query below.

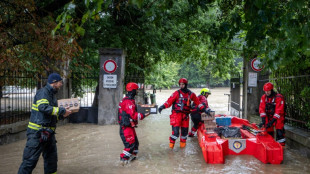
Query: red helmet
126,82,139,92
263,82,274,91
179,78,188,85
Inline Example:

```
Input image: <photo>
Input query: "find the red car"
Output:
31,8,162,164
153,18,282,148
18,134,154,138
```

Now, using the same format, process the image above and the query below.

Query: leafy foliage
145,62,180,89
56,0,243,79
0,0,81,77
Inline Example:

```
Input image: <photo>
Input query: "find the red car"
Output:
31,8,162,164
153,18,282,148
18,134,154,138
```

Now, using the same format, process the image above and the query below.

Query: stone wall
0,119,68,145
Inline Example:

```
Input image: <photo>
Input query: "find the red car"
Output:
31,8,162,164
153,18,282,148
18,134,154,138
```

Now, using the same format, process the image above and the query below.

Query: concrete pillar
98,48,126,125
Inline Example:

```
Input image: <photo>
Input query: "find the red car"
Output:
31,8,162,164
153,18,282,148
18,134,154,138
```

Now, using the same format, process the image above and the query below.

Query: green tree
0,0,80,75
145,61,180,89
56,0,242,77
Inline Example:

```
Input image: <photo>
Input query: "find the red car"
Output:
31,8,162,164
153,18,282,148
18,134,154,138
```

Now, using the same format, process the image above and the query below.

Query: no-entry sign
103,59,117,73
251,58,264,72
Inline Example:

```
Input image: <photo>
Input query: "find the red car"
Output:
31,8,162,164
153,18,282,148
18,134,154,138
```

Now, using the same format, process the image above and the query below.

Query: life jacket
118,97,136,127
265,93,285,118
191,95,207,114
172,90,192,113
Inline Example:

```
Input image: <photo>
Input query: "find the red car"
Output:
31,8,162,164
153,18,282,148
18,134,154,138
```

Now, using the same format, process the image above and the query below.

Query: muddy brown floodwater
0,87,309,174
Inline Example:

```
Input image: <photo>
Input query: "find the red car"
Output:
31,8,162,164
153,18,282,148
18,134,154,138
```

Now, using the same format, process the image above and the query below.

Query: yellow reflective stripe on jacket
28,122,41,130
28,125,40,130
32,104,39,111
52,107,59,116
50,172,57,174
36,99,49,106
27,122,56,131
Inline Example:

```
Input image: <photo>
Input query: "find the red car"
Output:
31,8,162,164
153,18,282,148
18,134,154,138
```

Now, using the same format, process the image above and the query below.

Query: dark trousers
191,112,203,130
18,129,57,174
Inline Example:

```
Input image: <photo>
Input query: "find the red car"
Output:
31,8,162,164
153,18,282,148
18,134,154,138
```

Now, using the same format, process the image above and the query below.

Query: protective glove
40,128,54,143
258,117,266,128
204,108,211,115
158,105,165,114
266,118,276,128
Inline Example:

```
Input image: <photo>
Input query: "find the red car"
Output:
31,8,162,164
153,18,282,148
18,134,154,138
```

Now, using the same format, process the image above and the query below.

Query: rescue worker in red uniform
158,78,210,148
118,82,150,164
259,82,286,146
188,88,211,137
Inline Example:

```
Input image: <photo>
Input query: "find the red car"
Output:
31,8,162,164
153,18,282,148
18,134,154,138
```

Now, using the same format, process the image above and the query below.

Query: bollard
150,94,156,104
144,92,149,104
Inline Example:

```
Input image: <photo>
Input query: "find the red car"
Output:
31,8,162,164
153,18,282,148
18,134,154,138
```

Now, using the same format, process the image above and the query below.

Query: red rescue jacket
259,93,285,120
163,89,205,114
191,95,209,114
118,97,145,127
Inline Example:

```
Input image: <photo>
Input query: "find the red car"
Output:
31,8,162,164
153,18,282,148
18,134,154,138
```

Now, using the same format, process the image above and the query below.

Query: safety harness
172,90,192,113
265,94,285,119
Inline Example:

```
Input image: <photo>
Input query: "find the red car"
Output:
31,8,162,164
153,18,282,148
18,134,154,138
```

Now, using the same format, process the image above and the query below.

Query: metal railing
0,70,37,125
0,70,100,125
259,72,310,131
273,73,310,131
71,72,99,107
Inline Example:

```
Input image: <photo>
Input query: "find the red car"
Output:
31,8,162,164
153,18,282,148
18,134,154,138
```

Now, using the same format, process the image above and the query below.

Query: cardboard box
201,111,215,121
58,98,80,113
137,104,158,114
204,120,217,133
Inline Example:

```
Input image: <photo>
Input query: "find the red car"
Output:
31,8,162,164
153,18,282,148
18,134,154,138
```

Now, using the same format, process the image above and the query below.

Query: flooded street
0,87,309,174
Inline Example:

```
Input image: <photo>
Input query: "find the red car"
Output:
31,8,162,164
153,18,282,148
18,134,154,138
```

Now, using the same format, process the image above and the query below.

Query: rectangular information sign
103,74,117,88
248,72,257,87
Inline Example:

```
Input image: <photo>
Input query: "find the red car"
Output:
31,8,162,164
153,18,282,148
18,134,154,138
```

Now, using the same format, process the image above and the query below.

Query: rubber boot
169,143,175,149
180,142,186,148
128,155,136,162
120,157,129,166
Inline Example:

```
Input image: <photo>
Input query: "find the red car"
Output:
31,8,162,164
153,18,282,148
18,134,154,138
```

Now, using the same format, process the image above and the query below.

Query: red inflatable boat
197,115,283,164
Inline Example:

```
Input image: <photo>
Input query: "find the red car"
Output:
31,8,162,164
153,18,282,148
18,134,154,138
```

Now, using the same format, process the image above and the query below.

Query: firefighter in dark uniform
158,78,210,149
259,82,286,146
18,73,72,174
118,82,150,164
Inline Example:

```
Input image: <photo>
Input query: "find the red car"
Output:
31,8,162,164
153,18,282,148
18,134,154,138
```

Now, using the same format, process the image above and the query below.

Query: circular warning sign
251,58,264,72
103,59,117,73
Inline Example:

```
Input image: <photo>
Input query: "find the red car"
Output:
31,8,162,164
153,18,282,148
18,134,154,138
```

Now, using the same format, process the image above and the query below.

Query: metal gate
230,75,241,117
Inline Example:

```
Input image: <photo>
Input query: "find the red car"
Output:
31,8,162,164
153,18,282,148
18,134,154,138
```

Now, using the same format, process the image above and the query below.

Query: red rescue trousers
169,112,189,143
119,126,139,160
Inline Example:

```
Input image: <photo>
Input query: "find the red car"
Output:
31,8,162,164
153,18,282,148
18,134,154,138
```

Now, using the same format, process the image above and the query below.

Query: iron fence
0,70,100,125
273,73,310,131
71,72,99,107
125,73,145,89
259,72,310,131
0,70,38,125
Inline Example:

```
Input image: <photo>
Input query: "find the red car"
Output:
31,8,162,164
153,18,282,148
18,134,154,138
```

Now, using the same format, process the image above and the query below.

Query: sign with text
103,74,117,88
248,72,258,87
